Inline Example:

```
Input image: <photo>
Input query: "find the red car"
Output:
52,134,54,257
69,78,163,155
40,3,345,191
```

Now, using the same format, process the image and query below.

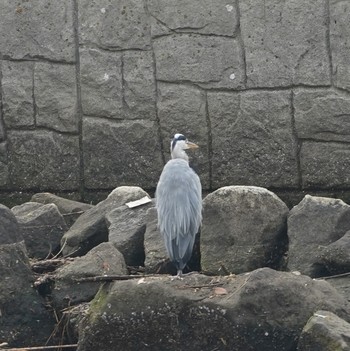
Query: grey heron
156,133,202,277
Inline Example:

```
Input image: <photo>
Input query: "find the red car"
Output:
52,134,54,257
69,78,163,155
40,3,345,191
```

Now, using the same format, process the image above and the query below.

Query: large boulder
0,242,56,347
201,186,289,275
31,192,93,227
106,200,154,267
320,230,350,275
77,268,350,351
288,195,350,277
12,202,68,259
61,186,150,257
297,310,350,351
0,204,22,244
51,242,128,310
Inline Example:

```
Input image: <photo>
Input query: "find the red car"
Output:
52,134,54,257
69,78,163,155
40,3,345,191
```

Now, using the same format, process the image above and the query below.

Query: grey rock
80,48,123,118
61,186,150,257
153,34,244,89
144,207,179,274
2,60,35,128
0,142,8,187
207,90,299,188
330,0,350,91
34,62,78,133
0,0,75,61
240,0,330,87
294,89,350,142
0,118,4,142
326,276,350,303
288,195,350,277
201,186,289,275
0,204,22,244
157,83,209,188
82,118,163,189
301,142,350,189
0,242,56,347
77,268,350,351
123,50,156,120
321,231,350,275
297,310,350,351
31,192,93,228
7,130,80,190
147,0,238,36
52,242,128,310
12,202,68,259
78,0,151,49
106,200,154,267
149,15,172,38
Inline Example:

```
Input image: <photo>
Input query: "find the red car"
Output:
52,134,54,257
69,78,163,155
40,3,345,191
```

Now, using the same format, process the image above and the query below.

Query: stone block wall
0,0,349,203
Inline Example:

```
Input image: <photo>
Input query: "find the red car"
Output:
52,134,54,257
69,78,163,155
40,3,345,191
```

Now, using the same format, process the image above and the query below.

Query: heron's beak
186,141,199,149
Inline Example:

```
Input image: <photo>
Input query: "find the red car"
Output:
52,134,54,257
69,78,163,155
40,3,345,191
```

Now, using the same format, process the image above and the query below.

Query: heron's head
170,133,199,161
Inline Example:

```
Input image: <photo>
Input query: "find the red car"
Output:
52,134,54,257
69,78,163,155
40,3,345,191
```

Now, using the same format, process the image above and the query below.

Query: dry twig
0,344,77,351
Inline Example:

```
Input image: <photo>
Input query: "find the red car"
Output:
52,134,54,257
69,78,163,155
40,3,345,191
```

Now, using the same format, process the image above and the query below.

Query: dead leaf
213,287,228,295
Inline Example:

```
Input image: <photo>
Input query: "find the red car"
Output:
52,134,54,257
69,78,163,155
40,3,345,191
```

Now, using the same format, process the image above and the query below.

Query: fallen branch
0,344,77,351
31,258,73,274
75,274,163,282
178,282,224,290
316,271,350,280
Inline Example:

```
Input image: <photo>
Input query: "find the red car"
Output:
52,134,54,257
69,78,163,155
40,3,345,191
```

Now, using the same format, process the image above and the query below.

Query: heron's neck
171,148,189,162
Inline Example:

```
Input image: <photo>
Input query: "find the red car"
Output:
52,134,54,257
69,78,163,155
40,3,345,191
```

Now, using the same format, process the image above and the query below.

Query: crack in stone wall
0,0,350,205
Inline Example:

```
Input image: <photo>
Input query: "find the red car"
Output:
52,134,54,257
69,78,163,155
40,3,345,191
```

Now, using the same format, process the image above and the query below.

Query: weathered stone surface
201,186,289,275
294,89,350,142
31,192,93,228
0,118,4,142
12,202,68,259
0,242,56,347
7,130,80,190
297,311,350,351
144,207,174,274
157,83,209,187
83,118,163,189
34,62,78,133
0,0,75,61
147,0,238,36
2,60,34,128
326,276,350,304
208,90,298,188
300,142,350,189
77,269,350,351
61,186,150,257
321,231,350,275
52,242,128,310
240,0,330,87
144,207,201,274
330,0,350,91
78,0,151,49
0,142,9,187
106,201,154,266
80,48,123,118
123,51,156,120
0,204,22,244
288,195,350,277
153,34,244,89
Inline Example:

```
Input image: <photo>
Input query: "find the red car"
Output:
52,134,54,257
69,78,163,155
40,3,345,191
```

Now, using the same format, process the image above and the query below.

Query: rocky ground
0,186,350,350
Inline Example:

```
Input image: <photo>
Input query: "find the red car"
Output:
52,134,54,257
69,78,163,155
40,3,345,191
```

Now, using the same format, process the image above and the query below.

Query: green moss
87,284,110,323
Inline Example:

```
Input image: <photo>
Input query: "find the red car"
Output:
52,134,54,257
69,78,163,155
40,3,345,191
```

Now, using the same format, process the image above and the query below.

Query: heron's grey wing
156,159,202,266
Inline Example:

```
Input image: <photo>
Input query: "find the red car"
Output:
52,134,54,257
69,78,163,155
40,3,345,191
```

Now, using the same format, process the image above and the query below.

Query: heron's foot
170,270,184,280
181,271,199,276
